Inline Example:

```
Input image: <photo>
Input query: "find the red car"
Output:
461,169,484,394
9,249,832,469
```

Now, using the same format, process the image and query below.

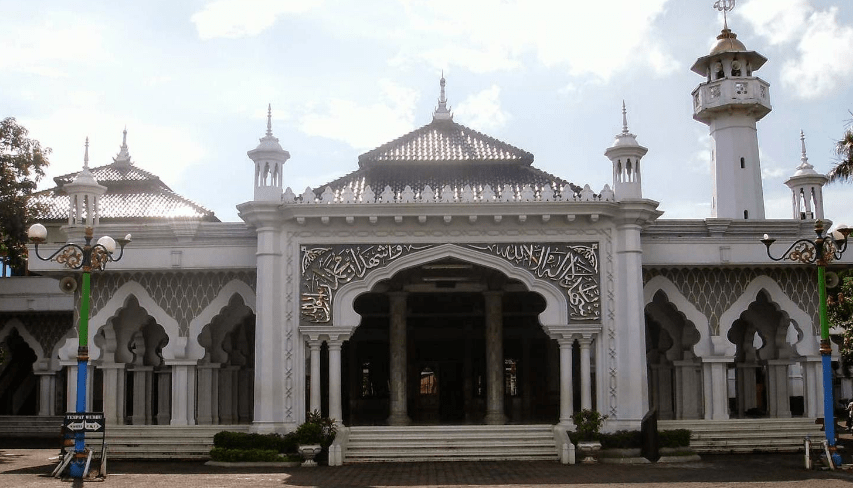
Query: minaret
432,73,453,122
247,104,290,201
785,131,827,220
604,102,647,200
691,7,771,220
64,137,107,227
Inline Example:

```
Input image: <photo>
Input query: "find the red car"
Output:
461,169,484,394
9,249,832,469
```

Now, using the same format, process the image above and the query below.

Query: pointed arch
84,281,180,361
186,279,256,361
719,275,817,356
332,243,568,333
0,318,47,367
644,275,713,357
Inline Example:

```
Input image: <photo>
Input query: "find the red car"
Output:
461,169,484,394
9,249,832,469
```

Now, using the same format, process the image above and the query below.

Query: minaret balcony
692,77,772,124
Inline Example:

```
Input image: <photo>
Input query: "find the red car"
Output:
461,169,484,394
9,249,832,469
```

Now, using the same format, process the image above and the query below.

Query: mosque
0,16,846,460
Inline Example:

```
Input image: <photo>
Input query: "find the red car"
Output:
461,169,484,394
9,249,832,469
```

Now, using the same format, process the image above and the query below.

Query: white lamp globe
27,223,47,241
97,236,117,254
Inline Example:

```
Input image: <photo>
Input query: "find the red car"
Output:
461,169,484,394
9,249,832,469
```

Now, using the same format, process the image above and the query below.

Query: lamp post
27,223,130,478
761,219,850,466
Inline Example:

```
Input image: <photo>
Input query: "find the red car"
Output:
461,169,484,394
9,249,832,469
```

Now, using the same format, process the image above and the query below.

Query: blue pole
68,270,91,478
818,264,843,466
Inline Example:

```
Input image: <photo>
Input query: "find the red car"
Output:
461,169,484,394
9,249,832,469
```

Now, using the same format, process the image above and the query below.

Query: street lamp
27,224,130,478
761,219,850,466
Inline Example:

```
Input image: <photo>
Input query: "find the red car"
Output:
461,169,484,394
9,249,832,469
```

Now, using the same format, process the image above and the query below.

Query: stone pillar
34,371,56,416
238,368,253,424
578,335,593,410
802,356,823,418
196,363,220,425
736,363,759,416
100,363,126,425
387,292,411,425
463,323,473,422
219,365,239,425
767,360,792,418
328,339,344,423
63,363,77,413
130,366,153,425
558,339,574,425
168,361,197,426
651,364,674,419
484,291,506,425
521,335,531,419
674,360,703,419
156,368,171,425
309,340,322,414
702,357,731,420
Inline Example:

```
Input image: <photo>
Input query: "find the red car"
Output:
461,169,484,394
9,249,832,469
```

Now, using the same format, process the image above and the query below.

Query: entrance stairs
81,425,251,459
659,418,825,453
344,424,558,463
0,415,62,440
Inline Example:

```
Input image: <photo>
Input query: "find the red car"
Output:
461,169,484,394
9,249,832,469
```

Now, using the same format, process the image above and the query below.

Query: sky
1,0,851,225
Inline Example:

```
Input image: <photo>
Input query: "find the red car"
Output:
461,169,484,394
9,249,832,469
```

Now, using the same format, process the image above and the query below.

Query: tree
0,117,50,275
828,116,853,184
831,275,853,370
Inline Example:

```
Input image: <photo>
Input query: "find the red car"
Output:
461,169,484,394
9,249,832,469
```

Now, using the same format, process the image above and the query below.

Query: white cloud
761,166,787,179
298,80,420,150
191,0,323,40
454,85,509,131
739,1,853,98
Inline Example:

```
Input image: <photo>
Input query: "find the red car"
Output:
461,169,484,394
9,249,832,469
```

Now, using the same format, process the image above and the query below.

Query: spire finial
798,129,812,169
122,126,127,146
266,103,273,137
433,72,453,121
714,0,736,31
621,100,629,135
84,137,89,169
112,127,132,166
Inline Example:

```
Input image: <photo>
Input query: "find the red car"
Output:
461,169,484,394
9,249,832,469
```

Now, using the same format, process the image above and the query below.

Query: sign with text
63,412,105,433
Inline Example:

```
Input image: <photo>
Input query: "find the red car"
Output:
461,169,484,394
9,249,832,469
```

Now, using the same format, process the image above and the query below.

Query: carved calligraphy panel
465,243,600,320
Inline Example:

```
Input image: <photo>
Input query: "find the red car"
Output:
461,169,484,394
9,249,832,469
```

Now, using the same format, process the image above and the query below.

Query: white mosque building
0,18,846,460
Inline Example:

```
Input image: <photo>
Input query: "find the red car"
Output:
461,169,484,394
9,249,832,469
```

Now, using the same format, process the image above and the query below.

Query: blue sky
2,0,851,224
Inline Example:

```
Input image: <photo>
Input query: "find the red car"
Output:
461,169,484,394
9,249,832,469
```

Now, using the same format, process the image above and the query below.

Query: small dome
710,29,746,55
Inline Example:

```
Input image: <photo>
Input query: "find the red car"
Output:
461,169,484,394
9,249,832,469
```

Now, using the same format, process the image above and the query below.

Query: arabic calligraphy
466,243,600,320
301,244,434,322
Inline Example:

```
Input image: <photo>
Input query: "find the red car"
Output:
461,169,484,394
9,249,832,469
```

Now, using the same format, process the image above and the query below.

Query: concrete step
659,418,824,453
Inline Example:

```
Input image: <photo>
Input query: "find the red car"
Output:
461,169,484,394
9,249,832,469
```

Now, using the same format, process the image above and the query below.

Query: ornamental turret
691,7,770,220
64,137,107,228
247,105,290,201
785,131,827,220
604,102,647,200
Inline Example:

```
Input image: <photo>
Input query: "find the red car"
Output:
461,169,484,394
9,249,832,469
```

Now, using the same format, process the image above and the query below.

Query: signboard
63,412,105,433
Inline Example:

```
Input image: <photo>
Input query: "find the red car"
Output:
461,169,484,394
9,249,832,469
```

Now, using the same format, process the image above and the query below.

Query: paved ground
3,449,853,488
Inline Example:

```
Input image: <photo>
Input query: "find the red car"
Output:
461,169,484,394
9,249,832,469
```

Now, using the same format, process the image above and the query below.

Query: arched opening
644,291,703,420
0,329,38,415
340,258,559,425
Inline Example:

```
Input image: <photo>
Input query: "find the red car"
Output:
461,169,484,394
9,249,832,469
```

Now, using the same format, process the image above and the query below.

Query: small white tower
605,102,647,200
64,137,107,228
785,131,828,220
247,104,290,201
112,127,133,167
691,11,771,220
433,73,453,122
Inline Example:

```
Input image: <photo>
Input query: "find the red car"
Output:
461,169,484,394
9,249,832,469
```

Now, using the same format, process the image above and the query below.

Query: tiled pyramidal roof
295,76,588,204
32,132,218,222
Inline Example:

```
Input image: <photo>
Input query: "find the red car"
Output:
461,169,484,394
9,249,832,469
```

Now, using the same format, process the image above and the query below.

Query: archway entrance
340,259,559,425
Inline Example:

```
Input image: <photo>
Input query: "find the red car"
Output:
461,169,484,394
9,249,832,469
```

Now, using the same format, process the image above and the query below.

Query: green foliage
209,447,282,462
0,117,50,275
598,430,642,449
293,410,337,447
212,431,289,452
659,429,692,448
572,409,607,442
829,120,853,184
830,275,853,370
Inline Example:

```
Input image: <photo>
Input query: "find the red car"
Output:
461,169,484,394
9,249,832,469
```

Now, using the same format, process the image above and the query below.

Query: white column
130,366,153,425
702,358,731,420
387,292,411,425
219,365,239,424
168,361,197,426
65,364,77,413
328,339,343,423
238,368,253,424
558,339,574,425
309,341,322,414
100,363,126,425
674,360,703,419
196,363,220,425
767,360,792,418
578,335,593,410
34,371,56,416
736,363,759,416
252,222,284,433
803,356,823,418
156,369,171,425
484,291,506,425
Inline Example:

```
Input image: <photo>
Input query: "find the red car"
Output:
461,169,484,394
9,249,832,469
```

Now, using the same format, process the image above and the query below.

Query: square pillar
168,361,197,426
484,291,506,425
156,368,171,425
99,363,126,425
196,363,220,425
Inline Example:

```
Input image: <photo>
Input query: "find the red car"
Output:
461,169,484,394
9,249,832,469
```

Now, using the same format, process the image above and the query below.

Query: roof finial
433,72,453,121
621,100,629,135
266,103,273,137
798,130,813,169
113,127,132,166
84,137,90,169
714,0,735,31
